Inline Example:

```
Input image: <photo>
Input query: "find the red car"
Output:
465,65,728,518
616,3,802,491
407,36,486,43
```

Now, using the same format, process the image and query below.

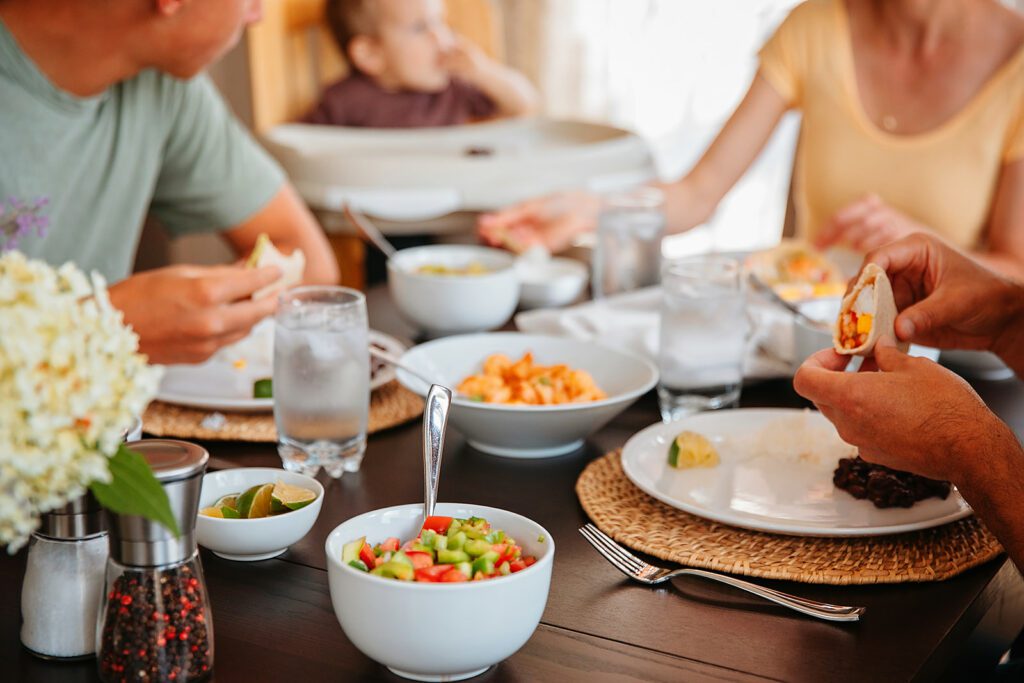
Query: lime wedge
214,494,239,511
200,507,224,518
247,483,275,519
235,485,261,518
270,480,317,514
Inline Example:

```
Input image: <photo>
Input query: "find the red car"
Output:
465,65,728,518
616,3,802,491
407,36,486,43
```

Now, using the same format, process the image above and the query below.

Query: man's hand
859,234,1024,372
793,339,1000,481
109,264,282,365
477,191,601,254
815,194,928,253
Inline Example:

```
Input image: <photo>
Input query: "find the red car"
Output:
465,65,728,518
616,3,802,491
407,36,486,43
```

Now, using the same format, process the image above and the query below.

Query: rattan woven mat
142,380,422,442
576,450,1003,585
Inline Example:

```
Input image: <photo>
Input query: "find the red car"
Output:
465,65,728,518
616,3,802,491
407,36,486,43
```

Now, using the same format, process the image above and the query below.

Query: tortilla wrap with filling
247,233,306,300
833,263,907,356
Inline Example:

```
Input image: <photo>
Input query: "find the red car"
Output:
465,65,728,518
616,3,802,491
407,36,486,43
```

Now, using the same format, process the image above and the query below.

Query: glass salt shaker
97,439,212,683
21,493,109,660
592,187,666,299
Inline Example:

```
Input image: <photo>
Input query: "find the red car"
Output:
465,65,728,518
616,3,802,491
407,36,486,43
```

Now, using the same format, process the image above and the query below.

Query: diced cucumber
390,551,414,568
455,561,473,578
472,555,495,576
437,549,470,564
341,536,365,565
376,561,414,581
461,527,486,541
447,531,467,551
421,529,438,548
479,550,500,564
464,539,491,557
349,559,369,572
484,530,506,544
411,543,433,553
433,535,448,552
498,561,511,576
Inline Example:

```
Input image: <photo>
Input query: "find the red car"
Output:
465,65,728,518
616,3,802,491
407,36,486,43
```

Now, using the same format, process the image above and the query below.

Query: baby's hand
442,35,492,80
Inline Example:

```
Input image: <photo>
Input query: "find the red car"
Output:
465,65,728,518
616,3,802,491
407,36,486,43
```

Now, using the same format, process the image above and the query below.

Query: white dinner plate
620,408,972,537
156,325,406,412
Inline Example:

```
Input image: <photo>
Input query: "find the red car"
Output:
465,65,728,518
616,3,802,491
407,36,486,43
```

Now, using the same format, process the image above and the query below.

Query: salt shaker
20,493,109,659
97,439,212,683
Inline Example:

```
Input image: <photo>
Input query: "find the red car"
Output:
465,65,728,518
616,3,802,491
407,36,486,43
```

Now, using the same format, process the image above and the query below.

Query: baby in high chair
305,0,539,127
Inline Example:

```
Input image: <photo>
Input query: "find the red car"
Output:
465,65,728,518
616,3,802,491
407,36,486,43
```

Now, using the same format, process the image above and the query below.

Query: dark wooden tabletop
4,287,1024,683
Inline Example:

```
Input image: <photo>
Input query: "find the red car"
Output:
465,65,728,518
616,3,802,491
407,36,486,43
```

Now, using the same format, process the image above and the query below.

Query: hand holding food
247,233,306,300
107,264,283,364
834,264,905,356
457,352,607,405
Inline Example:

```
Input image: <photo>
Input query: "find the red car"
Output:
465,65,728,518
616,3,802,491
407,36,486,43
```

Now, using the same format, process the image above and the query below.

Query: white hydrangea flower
0,252,162,551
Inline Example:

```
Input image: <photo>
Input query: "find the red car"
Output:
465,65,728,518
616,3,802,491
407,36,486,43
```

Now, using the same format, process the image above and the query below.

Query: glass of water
592,187,665,299
657,256,748,422
274,286,370,478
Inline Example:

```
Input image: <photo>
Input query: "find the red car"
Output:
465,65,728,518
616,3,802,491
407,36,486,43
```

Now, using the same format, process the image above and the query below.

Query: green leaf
89,445,180,537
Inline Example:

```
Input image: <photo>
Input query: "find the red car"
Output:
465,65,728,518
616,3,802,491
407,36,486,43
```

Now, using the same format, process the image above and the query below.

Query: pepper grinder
96,439,212,683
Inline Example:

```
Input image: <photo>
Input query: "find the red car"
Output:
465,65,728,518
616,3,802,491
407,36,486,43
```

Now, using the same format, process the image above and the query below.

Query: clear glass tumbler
592,187,665,299
657,256,748,422
274,286,370,478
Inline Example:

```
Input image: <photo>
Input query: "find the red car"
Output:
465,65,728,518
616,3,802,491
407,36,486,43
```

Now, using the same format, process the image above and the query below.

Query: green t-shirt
0,20,285,282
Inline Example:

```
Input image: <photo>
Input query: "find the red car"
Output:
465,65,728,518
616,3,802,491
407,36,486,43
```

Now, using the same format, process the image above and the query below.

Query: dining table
3,284,1024,683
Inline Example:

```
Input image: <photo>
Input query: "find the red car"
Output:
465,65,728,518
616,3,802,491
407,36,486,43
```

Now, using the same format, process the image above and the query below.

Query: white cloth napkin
515,287,795,380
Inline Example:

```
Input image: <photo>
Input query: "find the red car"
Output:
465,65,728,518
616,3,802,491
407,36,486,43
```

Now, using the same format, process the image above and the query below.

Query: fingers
191,265,283,304
792,349,851,406
872,335,909,372
213,294,279,337
815,194,879,249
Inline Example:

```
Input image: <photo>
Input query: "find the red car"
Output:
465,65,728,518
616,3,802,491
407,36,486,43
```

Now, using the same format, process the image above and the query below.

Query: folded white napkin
515,287,795,380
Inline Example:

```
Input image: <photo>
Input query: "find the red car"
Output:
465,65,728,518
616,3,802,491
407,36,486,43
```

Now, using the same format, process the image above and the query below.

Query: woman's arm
976,158,1024,280
661,73,791,234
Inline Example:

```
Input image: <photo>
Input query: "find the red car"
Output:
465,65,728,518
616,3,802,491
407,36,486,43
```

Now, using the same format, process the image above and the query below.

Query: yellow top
758,0,1024,248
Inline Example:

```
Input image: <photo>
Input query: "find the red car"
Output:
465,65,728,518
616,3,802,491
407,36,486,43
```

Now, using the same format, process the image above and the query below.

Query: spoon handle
344,203,398,259
422,384,452,521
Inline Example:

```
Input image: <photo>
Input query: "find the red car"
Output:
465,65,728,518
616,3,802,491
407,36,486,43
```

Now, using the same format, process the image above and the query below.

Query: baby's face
376,0,455,92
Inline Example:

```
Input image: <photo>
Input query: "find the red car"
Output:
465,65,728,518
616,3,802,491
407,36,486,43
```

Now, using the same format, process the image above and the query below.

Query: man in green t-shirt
0,0,339,364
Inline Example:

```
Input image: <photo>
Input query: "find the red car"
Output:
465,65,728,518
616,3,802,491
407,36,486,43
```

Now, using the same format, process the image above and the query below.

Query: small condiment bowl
196,467,323,562
516,256,588,310
325,502,554,681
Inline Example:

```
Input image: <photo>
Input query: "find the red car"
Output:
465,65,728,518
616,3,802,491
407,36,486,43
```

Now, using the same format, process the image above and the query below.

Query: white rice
733,410,857,468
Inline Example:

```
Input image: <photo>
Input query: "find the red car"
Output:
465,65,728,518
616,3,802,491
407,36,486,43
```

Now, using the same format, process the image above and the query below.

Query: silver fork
579,524,865,623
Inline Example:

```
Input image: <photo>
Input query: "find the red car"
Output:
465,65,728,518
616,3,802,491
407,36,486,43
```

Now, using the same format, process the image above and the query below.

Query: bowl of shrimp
396,333,658,458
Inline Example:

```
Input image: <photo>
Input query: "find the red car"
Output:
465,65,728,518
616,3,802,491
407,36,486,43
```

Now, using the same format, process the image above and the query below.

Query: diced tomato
508,559,526,573
440,568,468,582
523,556,537,567
491,543,508,556
358,543,376,568
405,551,434,570
374,555,386,569
380,537,400,553
421,516,453,535
400,540,418,553
414,565,450,582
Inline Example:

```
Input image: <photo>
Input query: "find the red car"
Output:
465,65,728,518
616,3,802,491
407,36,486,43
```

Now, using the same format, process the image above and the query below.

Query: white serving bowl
516,256,589,310
397,333,658,457
791,297,940,370
387,245,520,336
196,467,324,561
325,503,554,681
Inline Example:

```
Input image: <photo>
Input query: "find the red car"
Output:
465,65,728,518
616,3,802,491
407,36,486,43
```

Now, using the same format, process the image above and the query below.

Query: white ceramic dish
397,333,658,457
516,256,589,310
325,503,554,681
791,297,941,370
387,245,520,337
157,327,405,412
196,467,324,561
621,409,971,537
940,350,1015,381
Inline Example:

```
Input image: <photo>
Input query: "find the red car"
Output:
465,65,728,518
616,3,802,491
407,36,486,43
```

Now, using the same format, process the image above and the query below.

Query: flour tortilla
833,263,905,356
247,234,305,300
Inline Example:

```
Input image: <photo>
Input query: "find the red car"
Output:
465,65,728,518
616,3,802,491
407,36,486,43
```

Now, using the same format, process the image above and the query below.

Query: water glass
274,286,370,478
657,256,748,422
592,187,665,299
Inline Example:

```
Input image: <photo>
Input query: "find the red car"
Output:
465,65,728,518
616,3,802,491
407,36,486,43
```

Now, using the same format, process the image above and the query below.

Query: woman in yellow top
480,0,1024,276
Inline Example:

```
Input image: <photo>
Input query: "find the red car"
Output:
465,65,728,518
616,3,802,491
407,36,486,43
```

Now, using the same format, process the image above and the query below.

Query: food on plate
745,241,845,301
667,431,719,469
199,480,317,519
457,352,607,405
416,262,489,276
247,233,306,300
342,515,538,582
833,456,951,508
252,378,273,399
834,263,906,356
737,410,857,466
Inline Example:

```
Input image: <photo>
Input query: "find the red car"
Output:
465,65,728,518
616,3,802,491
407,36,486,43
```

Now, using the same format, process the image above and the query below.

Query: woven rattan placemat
576,450,1003,585
142,380,422,442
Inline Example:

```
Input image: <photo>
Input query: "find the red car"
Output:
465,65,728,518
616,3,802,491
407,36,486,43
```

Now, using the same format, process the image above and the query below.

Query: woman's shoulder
778,0,842,32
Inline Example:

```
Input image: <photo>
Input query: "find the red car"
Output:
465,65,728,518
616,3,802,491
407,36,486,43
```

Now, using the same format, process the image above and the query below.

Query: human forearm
955,422,1024,573
991,295,1024,377
973,250,1024,283
469,62,539,118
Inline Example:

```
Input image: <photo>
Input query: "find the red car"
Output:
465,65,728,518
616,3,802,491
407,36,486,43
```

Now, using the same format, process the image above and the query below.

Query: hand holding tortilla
247,233,306,300
834,264,906,357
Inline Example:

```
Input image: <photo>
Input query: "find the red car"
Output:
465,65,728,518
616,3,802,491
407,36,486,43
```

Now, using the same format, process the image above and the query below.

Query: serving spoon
344,203,398,259
422,384,452,521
